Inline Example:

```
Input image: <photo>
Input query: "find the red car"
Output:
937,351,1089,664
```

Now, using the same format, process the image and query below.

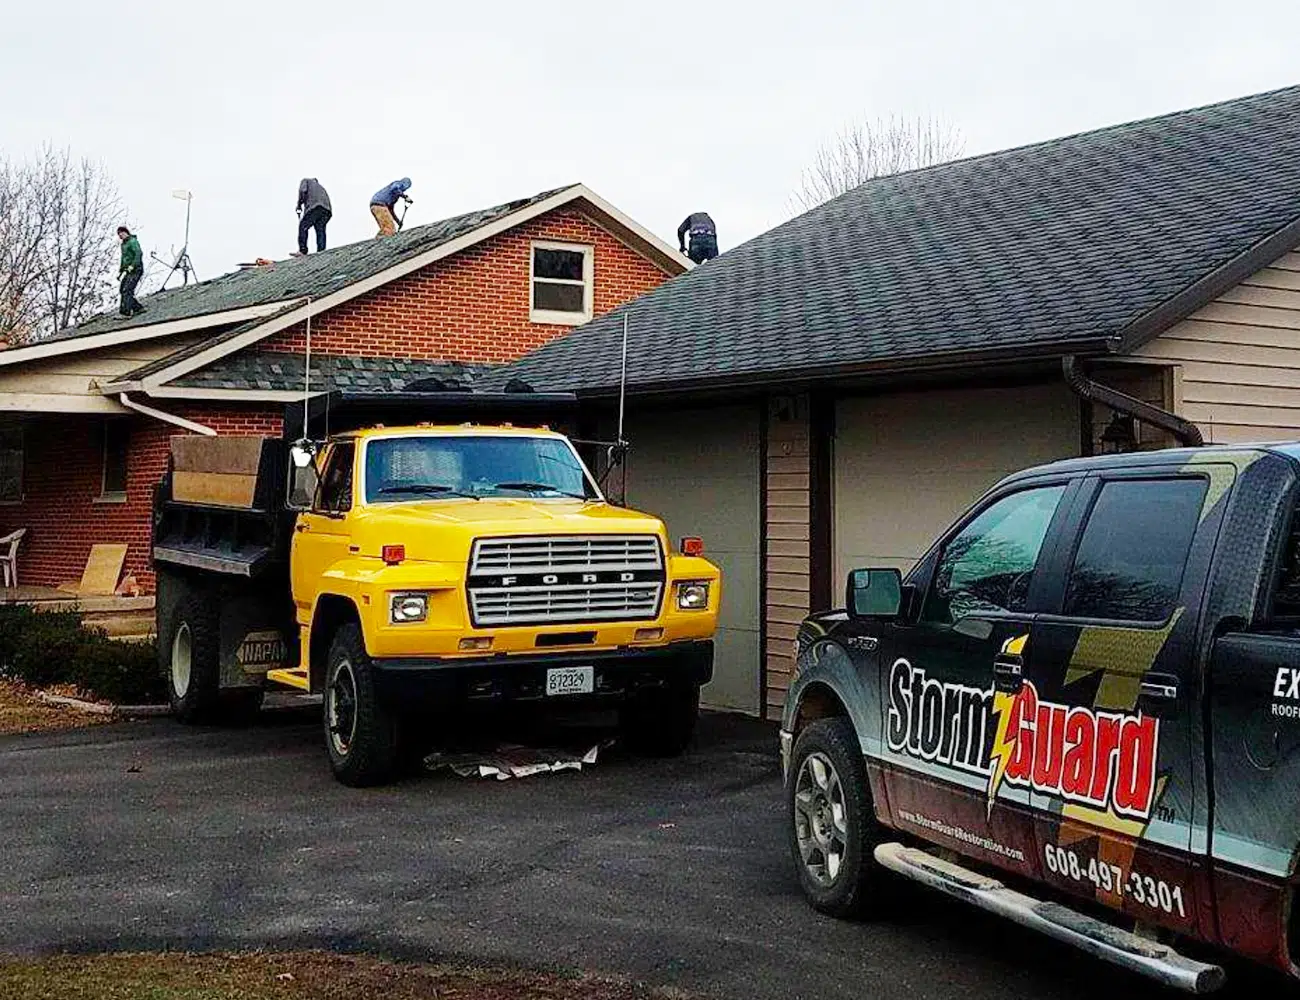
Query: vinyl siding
0,335,205,403
1134,251,1300,443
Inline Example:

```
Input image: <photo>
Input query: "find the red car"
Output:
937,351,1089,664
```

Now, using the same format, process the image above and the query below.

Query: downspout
1062,356,1203,448
118,392,216,436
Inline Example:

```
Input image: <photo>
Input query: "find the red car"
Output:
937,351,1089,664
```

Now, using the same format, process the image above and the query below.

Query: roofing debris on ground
0,951,691,1000
0,679,112,735
425,741,606,780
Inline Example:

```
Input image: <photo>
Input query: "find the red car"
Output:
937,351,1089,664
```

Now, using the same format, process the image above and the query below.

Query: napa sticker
886,637,1160,821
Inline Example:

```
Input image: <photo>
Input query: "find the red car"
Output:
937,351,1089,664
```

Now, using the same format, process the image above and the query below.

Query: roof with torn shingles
173,352,494,394
62,185,576,342
501,85,1300,394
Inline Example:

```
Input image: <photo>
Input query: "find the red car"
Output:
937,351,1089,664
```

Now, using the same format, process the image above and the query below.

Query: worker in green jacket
116,226,145,317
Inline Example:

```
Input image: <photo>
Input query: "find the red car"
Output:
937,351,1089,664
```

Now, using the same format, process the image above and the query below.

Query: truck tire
788,717,883,917
166,591,221,724
323,623,399,787
619,682,699,757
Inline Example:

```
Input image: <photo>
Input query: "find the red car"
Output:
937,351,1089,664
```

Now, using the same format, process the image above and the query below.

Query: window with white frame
100,420,129,501
530,241,593,324
0,425,21,503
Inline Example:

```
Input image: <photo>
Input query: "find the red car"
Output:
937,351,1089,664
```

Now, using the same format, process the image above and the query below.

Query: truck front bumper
369,639,714,710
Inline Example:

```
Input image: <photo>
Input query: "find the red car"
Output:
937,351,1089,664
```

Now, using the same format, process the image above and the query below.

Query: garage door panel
834,384,1079,586
623,405,761,715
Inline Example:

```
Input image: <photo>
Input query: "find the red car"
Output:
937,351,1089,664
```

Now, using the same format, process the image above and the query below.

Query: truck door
1024,471,1216,935
290,441,357,615
878,480,1074,881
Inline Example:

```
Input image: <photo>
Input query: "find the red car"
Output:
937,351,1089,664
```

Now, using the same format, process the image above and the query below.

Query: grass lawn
0,952,688,1000
0,678,110,735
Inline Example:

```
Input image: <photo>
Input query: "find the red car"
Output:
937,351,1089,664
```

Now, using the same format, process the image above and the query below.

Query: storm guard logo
885,647,1160,821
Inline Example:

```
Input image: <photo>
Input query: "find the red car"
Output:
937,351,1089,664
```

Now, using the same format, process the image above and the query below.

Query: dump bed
152,436,295,579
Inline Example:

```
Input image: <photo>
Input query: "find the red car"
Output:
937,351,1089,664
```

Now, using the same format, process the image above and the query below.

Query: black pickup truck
781,444,1300,993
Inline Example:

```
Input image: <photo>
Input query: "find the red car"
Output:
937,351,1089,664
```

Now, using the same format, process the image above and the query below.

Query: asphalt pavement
0,709,1291,999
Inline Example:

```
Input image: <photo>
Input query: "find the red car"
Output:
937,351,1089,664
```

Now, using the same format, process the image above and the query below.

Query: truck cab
780,444,1300,991
153,404,720,787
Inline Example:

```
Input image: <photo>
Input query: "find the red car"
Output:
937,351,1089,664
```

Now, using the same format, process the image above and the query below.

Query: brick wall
1,405,282,594
261,208,669,362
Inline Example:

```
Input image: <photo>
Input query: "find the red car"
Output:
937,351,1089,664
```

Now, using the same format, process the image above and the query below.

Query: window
315,442,355,513
923,486,1067,625
1063,478,1207,622
0,425,23,503
99,421,129,501
531,241,592,324
364,435,595,503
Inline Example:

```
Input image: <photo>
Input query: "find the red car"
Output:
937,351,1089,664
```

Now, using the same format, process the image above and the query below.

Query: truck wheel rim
327,659,358,757
172,622,192,698
794,752,848,887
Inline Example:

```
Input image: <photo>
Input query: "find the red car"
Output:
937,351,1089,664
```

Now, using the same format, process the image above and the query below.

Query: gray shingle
503,86,1300,394
174,352,495,394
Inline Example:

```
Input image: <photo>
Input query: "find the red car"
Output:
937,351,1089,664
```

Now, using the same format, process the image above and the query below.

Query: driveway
0,710,1284,999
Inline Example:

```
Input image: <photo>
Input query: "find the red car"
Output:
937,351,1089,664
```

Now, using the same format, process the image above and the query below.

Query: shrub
0,605,164,705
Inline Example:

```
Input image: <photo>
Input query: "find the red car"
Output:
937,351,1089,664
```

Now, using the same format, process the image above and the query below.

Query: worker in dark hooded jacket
116,226,145,317
295,178,332,255
677,211,718,263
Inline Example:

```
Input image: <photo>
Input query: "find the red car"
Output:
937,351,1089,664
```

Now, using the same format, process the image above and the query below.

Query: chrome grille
467,535,664,626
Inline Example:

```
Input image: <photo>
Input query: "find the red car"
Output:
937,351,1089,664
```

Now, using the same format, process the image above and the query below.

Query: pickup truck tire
166,591,222,724
324,623,399,787
788,717,882,917
618,682,699,756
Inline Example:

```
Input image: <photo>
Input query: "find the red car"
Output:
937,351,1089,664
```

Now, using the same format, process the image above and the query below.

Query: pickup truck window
315,442,355,513
1272,512,1300,621
363,435,595,503
922,485,1067,625
1063,477,1207,622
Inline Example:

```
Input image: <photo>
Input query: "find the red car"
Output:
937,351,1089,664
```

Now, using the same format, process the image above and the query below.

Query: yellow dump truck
152,392,720,786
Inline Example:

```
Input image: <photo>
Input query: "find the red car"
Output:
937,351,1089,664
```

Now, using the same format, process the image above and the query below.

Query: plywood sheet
172,470,259,508
171,436,268,475
77,544,128,597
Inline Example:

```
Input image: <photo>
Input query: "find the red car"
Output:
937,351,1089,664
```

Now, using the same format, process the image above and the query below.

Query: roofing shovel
396,198,412,232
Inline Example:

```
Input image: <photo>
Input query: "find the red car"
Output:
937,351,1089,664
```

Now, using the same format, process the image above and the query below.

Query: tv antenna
151,189,197,289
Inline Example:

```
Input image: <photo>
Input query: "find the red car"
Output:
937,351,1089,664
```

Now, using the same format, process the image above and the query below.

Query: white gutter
118,392,216,436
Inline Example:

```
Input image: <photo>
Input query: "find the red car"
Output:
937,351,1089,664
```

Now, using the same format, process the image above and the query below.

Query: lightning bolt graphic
985,634,1028,817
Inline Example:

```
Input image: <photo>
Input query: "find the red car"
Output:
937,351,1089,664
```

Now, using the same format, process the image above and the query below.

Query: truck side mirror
846,568,903,619
286,441,320,511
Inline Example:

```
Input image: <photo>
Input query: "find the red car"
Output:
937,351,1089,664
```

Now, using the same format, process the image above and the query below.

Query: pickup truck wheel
619,683,699,756
789,717,881,917
324,624,399,787
167,594,221,724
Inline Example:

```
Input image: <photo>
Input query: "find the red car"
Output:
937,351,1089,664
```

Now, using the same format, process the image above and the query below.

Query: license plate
546,666,594,696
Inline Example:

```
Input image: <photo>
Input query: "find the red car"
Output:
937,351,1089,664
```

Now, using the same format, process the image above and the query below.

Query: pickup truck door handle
992,654,1023,692
1139,674,1180,702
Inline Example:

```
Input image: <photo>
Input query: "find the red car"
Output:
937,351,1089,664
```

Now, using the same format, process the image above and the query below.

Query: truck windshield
363,435,597,503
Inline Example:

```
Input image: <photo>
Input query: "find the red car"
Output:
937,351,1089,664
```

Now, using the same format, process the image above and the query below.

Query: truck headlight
390,593,429,623
676,581,710,611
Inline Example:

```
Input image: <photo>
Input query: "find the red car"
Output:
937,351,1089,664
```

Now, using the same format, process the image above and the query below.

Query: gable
1133,250,1300,443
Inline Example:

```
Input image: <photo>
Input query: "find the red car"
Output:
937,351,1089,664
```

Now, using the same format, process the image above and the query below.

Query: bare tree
793,115,966,212
0,145,123,342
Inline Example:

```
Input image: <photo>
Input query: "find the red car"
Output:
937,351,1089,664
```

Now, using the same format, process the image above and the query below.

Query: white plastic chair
0,528,26,588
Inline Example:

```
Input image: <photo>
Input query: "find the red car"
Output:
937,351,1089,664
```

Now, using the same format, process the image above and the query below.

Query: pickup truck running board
266,667,310,691
873,843,1225,994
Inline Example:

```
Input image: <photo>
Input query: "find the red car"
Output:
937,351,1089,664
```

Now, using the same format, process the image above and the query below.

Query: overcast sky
3,0,1297,283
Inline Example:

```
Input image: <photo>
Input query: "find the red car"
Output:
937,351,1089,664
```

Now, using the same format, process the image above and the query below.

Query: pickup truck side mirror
846,568,904,619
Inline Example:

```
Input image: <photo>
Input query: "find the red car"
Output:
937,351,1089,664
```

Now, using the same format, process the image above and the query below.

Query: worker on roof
294,178,332,256
370,178,413,238
116,226,145,318
677,211,718,264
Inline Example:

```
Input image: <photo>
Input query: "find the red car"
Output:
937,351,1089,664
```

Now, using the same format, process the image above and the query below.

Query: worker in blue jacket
370,178,413,237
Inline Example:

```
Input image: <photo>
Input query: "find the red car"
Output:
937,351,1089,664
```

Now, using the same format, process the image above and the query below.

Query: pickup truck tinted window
316,442,355,513
923,485,1067,625
1063,477,1207,622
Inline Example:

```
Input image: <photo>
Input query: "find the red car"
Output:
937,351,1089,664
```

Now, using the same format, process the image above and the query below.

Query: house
0,184,687,592
501,84,1300,719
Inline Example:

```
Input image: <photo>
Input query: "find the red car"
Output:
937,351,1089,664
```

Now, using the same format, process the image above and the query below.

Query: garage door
622,404,761,714
834,384,1080,585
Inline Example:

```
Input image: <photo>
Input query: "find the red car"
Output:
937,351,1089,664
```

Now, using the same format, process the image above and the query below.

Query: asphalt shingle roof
503,86,1300,394
64,185,575,342
174,352,492,394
